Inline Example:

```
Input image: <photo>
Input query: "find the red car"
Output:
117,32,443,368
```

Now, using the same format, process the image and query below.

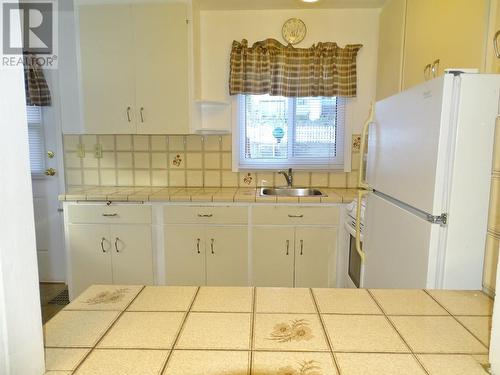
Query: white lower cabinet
294,227,337,288
252,227,295,287
252,226,337,288
67,223,153,298
66,204,153,298
164,225,248,286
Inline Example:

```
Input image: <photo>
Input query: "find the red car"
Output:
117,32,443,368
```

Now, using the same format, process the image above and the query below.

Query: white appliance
344,199,365,288
359,72,499,290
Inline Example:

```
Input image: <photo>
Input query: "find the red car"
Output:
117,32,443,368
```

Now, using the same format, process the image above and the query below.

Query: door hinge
426,213,447,226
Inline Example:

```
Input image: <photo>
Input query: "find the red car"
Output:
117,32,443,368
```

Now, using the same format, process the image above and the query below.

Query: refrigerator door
363,192,441,289
366,75,456,215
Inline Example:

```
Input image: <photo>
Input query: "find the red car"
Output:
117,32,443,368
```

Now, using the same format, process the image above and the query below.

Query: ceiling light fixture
302,0,319,2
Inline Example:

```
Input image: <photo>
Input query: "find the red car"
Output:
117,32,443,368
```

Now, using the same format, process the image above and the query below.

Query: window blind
26,106,45,176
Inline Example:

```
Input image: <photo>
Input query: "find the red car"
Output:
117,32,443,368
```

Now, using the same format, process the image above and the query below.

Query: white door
132,3,189,134
110,224,153,285
368,75,454,215
252,227,294,287
363,193,438,289
205,226,248,286
78,4,136,134
67,224,112,298
295,227,336,288
164,225,205,285
29,83,66,282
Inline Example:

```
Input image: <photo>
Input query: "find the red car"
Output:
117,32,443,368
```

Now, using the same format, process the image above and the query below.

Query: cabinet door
376,0,407,100
403,0,488,90
79,5,136,134
67,224,112,298
295,227,337,288
110,224,153,285
252,227,294,287
402,0,437,89
164,225,205,285
205,226,248,286
132,4,189,134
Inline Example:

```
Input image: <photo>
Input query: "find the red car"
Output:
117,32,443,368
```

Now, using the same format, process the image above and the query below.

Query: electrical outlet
94,144,103,159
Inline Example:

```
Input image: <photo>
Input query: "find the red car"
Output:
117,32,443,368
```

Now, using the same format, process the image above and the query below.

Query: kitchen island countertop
43,285,493,375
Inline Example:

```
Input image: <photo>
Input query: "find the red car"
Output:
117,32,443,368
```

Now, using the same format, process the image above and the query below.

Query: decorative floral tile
64,285,143,311
253,314,329,351
352,134,361,153
252,352,338,375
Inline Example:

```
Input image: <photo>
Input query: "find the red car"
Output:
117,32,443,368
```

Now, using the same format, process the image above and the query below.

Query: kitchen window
26,105,46,177
235,95,345,170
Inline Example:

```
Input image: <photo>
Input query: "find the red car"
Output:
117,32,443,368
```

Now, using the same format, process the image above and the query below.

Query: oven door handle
355,190,368,263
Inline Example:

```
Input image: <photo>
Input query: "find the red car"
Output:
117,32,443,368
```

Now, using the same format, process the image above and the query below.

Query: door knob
44,168,56,176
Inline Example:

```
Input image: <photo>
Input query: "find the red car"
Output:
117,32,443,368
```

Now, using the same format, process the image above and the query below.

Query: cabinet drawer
67,204,151,224
252,206,339,225
164,206,248,224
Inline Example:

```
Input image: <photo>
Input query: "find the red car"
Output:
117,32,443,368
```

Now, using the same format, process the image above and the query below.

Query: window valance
229,39,362,98
24,54,51,106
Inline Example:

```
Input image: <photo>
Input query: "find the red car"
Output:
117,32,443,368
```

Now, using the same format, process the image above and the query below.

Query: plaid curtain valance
229,39,362,98
24,55,51,106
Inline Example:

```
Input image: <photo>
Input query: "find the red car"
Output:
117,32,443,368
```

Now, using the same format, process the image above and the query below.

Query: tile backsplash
63,134,360,188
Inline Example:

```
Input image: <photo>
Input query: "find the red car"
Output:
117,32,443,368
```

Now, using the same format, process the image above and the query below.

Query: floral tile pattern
44,286,492,374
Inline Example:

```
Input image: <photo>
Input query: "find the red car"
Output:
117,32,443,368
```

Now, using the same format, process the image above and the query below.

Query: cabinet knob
196,238,201,254
300,239,304,255
285,239,290,255
424,64,431,81
100,237,108,253
140,107,145,123
210,238,215,254
288,214,304,218
494,30,500,58
126,106,132,122
114,237,120,253
198,213,213,218
431,59,440,78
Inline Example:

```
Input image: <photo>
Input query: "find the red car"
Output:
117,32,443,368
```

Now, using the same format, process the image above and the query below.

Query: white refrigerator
362,72,499,290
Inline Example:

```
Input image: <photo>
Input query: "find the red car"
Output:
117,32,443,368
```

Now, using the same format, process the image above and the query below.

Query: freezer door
366,75,455,215
363,193,441,289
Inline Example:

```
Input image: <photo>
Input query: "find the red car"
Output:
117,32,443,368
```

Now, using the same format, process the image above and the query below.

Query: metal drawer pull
424,64,431,80
286,239,290,255
210,238,215,254
126,106,132,122
100,237,107,253
300,239,304,255
114,237,120,253
431,59,440,78
495,30,500,58
288,214,304,218
198,214,213,217
196,238,201,254
140,107,145,123
102,213,118,217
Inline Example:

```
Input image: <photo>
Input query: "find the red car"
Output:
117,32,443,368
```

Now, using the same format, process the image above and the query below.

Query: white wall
0,23,45,375
199,8,380,134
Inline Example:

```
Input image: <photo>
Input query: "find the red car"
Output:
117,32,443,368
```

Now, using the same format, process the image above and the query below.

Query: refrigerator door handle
358,102,375,189
355,190,368,263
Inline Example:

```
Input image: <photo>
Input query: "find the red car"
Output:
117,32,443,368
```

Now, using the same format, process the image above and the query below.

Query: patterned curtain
229,39,362,97
24,54,51,106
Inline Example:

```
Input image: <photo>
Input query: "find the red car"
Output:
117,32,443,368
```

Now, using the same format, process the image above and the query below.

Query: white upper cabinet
77,3,190,134
78,5,136,134
376,0,490,100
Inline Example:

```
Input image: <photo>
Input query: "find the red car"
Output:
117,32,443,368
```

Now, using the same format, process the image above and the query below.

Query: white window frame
232,94,345,171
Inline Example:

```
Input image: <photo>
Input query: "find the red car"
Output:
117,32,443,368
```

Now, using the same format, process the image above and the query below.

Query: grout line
158,286,201,374
308,288,342,375
70,286,146,373
423,290,491,349
365,289,431,375
249,287,256,375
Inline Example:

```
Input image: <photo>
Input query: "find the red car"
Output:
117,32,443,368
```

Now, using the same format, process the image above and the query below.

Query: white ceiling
197,0,387,10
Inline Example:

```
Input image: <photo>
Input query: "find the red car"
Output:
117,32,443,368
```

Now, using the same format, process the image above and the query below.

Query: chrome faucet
278,168,293,188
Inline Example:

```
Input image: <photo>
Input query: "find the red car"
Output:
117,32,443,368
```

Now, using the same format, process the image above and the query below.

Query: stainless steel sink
259,187,326,197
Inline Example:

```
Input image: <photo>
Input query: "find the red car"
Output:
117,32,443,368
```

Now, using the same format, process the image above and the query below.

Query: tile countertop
58,187,359,204
43,285,493,375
